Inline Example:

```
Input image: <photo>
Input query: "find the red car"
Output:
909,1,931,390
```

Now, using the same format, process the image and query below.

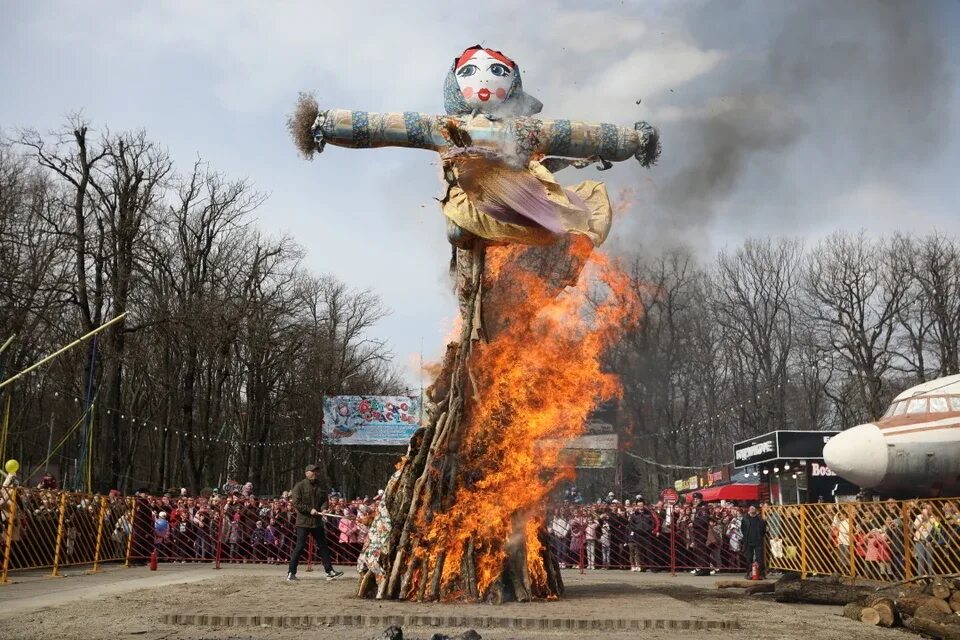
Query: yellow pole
800,505,807,579
89,496,107,574
0,314,126,392
0,394,9,464
50,492,68,577
1,487,18,584
124,497,135,568
903,501,912,580
847,502,856,579
0,334,14,465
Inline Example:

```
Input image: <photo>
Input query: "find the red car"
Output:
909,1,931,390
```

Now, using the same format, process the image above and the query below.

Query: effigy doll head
444,45,542,117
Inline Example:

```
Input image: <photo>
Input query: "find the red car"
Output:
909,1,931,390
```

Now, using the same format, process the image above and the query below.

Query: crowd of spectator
130,480,384,565
549,489,761,576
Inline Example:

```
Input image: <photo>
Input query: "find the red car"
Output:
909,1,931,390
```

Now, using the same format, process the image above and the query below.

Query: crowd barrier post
214,502,225,570
846,502,856,578
579,538,585,575
799,504,807,578
88,496,108,574
124,497,135,567
669,514,676,577
306,536,314,572
902,501,912,580
50,491,68,577
1,487,18,584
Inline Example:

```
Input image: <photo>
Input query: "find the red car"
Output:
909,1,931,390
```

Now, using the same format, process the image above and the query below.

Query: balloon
4,459,18,474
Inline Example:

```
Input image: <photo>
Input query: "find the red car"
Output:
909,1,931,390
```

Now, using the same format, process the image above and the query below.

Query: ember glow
411,239,640,600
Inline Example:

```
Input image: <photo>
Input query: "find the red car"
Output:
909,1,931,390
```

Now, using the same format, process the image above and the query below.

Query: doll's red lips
478,88,491,101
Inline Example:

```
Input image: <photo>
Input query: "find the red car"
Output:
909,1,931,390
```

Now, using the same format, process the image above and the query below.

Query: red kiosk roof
685,483,761,503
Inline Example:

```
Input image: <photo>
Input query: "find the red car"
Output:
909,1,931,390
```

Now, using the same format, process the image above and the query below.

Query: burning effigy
290,45,659,602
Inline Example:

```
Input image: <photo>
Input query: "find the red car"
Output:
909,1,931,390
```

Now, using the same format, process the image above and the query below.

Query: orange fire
412,237,640,600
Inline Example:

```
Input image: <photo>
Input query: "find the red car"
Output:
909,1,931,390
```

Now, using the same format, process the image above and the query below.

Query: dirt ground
0,564,912,640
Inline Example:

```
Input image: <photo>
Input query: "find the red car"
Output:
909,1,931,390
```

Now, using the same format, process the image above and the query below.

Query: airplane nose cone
823,423,888,488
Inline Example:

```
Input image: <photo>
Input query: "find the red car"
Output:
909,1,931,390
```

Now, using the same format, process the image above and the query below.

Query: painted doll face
455,49,515,113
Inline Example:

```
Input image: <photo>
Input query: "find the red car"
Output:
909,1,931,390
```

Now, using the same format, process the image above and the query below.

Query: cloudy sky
2,1,958,383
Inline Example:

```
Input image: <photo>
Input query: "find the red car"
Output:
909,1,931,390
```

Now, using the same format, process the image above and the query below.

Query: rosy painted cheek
495,88,507,100
461,86,474,98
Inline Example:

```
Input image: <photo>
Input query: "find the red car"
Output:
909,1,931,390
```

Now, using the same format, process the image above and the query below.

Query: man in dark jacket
741,504,767,579
628,498,660,571
286,464,343,581
690,493,711,576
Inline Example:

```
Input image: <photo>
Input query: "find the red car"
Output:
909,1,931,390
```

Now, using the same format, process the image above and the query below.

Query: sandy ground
0,564,911,640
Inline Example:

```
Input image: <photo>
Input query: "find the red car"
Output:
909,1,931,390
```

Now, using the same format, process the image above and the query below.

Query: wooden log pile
356,239,604,603
773,574,960,638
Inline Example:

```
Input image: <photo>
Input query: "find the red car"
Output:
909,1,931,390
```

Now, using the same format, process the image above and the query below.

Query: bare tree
802,233,909,423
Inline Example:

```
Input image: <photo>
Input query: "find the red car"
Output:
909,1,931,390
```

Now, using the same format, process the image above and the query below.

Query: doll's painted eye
489,63,512,77
456,64,479,78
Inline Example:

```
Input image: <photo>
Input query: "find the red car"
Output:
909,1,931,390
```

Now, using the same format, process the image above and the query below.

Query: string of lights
629,378,794,440
15,373,311,449
621,450,733,470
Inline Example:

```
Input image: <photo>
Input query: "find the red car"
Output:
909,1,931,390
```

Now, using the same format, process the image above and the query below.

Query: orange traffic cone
750,561,760,580
149,549,158,571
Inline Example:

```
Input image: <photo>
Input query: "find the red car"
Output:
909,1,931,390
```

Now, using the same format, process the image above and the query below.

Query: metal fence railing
764,499,960,582
10,488,957,584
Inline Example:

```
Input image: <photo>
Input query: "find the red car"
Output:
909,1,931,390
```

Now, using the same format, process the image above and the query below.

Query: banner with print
322,395,421,445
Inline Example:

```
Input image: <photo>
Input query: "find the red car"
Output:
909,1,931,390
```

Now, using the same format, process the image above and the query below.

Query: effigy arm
311,109,660,167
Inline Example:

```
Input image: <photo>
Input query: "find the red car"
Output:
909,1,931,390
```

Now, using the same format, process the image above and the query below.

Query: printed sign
322,395,421,445
559,448,617,468
563,434,618,450
660,488,679,504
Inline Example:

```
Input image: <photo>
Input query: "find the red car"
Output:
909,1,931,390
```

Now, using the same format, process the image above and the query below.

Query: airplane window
893,401,908,417
950,397,960,412
906,398,928,414
930,397,949,413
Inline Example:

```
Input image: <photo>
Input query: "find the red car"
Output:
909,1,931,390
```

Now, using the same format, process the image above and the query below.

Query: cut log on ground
843,602,880,626
904,615,960,640
774,574,874,605
716,580,773,590
860,595,898,628
744,583,776,595
914,605,960,628
897,594,955,617
928,578,953,600
950,590,960,612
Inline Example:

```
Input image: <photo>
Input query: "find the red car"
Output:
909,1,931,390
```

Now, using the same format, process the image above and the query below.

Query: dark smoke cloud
633,0,952,247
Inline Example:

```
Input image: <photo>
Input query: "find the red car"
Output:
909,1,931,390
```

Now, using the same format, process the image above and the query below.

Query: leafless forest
617,233,960,497
2,118,958,497
1,118,403,495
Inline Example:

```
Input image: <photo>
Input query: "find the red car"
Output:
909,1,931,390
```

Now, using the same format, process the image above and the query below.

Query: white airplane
823,374,960,497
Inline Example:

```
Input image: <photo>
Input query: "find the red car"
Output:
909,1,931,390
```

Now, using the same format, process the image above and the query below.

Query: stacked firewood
773,573,960,639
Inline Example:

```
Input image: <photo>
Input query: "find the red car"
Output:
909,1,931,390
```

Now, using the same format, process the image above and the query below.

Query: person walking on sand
286,464,344,582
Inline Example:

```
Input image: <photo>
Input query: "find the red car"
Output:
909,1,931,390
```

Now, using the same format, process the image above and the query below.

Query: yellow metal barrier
0,488,134,581
765,498,960,582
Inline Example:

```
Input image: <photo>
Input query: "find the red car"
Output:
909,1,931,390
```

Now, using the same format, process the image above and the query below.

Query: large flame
412,237,639,599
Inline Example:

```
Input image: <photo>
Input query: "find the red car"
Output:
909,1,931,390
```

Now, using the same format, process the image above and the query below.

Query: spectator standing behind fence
832,509,851,572
585,513,598,570
688,493,711,576
286,464,343,582
549,509,570,569
741,505,766,579
912,506,935,577
628,498,660,572
599,513,612,568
